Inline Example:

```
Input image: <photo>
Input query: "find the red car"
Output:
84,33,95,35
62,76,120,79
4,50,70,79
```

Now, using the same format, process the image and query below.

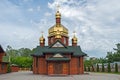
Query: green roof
32,46,87,57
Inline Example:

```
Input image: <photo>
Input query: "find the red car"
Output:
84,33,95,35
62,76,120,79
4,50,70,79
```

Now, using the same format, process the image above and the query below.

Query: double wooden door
54,62,62,74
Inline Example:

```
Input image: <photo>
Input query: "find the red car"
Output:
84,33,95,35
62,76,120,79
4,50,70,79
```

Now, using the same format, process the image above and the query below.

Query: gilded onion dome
48,11,68,38
72,32,77,43
39,35,45,43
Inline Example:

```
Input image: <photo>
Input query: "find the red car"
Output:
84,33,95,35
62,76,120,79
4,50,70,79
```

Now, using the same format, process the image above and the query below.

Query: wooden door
54,62,62,74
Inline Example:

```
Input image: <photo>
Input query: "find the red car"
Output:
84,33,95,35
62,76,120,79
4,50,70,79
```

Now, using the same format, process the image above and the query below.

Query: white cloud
28,8,34,12
0,23,40,49
45,12,52,16
37,6,40,11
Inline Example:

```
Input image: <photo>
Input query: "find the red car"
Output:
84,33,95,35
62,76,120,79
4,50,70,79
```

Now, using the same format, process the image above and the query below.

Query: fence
85,63,120,72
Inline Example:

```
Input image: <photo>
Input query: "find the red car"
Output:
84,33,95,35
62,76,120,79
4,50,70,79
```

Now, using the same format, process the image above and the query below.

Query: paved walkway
0,71,120,80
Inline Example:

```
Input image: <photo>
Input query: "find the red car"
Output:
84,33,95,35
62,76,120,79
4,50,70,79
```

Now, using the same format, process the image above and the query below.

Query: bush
96,64,99,72
102,63,105,72
107,63,111,72
115,63,118,73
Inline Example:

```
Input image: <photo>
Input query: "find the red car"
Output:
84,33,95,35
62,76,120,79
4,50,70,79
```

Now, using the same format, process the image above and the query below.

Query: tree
115,63,118,73
102,63,104,72
106,52,113,63
5,45,33,68
106,43,120,62
107,63,111,72
96,64,99,72
18,48,32,57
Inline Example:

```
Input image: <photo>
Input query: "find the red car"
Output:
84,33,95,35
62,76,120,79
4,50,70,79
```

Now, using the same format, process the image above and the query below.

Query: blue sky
0,0,120,58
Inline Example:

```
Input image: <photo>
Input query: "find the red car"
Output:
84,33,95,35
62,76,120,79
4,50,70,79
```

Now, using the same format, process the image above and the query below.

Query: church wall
79,56,84,74
38,57,46,74
45,54,53,59
0,63,8,74
62,62,69,74
70,57,79,74
64,54,71,59
33,57,37,74
47,62,54,75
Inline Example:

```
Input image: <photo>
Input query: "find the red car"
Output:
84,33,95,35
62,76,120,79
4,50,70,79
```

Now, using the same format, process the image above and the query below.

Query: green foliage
106,43,120,62
11,57,33,68
107,63,111,72
115,63,118,73
102,63,105,72
84,58,107,68
96,64,99,72
5,45,33,68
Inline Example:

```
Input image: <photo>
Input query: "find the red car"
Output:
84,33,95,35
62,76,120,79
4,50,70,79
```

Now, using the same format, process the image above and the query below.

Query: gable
0,45,4,53
53,53,63,58
52,42,64,47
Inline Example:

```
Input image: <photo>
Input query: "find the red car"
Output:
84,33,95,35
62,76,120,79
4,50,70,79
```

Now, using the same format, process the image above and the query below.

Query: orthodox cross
56,4,60,11
41,31,44,36
73,31,76,36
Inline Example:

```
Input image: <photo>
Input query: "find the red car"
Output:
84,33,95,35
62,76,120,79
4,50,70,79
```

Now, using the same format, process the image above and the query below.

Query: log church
32,9,87,75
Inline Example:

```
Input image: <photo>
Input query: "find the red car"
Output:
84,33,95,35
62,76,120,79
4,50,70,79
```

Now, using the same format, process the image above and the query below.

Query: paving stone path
0,71,120,80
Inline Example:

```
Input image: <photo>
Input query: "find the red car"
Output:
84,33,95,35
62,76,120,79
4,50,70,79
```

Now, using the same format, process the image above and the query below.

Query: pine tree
115,63,118,73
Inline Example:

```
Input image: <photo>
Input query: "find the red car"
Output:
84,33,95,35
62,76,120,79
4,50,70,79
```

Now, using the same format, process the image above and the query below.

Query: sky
0,0,120,58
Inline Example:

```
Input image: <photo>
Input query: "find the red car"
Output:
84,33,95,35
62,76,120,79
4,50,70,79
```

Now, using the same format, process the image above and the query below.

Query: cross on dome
56,4,60,11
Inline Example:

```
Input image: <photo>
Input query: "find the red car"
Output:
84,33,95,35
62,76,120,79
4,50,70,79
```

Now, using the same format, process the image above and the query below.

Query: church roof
0,45,5,53
32,45,87,57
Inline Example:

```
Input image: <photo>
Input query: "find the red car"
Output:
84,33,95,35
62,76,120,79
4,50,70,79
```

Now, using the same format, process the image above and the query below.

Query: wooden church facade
32,10,86,75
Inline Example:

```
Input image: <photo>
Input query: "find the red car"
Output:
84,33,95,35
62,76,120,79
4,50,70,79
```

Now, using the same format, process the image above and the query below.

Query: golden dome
72,35,77,43
48,24,68,38
48,10,68,38
39,35,45,43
